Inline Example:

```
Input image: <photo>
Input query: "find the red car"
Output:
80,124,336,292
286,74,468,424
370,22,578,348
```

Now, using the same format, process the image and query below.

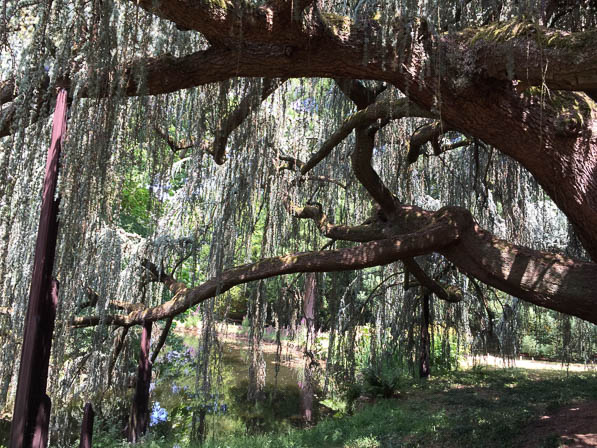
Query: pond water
151,329,319,441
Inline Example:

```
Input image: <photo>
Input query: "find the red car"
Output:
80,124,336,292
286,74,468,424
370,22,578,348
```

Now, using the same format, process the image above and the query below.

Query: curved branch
352,126,398,214
289,201,380,241
71,217,461,328
279,156,348,189
150,317,174,364
212,78,286,164
154,78,285,163
301,97,432,175
73,201,597,327
0,78,16,107
125,2,597,93
154,126,210,156
107,327,130,387
407,121,449,164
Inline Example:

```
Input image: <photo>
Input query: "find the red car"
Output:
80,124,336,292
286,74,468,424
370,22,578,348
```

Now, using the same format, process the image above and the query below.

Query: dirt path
520,401,597,447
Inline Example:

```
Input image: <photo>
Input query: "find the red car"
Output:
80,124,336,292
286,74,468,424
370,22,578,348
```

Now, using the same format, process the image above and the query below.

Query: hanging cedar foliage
0,0,597,445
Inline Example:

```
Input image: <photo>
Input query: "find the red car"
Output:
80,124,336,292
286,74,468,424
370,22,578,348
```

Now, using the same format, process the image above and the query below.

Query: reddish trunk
30,395,51,448
127,321,152,443
79,403,94,448
10,90,66,448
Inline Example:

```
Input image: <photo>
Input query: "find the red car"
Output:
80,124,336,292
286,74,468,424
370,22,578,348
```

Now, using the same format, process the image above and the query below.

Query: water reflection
152,331,318,441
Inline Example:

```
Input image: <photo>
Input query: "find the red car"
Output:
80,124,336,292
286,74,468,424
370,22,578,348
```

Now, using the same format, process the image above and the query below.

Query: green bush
360,355,406,398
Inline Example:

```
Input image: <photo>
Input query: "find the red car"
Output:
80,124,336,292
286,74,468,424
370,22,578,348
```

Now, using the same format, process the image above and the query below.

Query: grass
113,367,597,448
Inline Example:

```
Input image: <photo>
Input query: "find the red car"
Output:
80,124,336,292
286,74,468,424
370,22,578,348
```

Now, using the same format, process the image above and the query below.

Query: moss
443,284,464,302
279,254,298,264
469,19,539,45
203,0,231,10
468,18,597,49
320,12,353,38
521,89,595,127
540,27,597,49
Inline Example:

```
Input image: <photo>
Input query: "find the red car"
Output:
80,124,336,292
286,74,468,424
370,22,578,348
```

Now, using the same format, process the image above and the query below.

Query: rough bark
30,395,51,448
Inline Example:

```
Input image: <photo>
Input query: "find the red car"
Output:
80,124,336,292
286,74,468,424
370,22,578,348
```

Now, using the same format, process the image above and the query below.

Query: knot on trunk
555,111,583,136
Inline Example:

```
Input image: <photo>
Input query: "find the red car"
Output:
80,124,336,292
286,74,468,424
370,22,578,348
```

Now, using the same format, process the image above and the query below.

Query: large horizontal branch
71,217,461,328
133,0,313,46
463,20,597,91
123,2,597,94
72,200,597,327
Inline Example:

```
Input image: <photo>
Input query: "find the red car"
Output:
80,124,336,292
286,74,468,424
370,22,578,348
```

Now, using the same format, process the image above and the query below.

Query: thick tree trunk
79,403,94,448
10,89,67,448
419,294,431,379
127,321,152,443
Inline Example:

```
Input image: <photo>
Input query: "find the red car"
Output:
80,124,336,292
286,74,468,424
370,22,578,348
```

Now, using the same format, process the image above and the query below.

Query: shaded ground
520,401,597,447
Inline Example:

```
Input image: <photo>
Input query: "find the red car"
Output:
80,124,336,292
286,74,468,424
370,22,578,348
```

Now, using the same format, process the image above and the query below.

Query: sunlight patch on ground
464,355,596,372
